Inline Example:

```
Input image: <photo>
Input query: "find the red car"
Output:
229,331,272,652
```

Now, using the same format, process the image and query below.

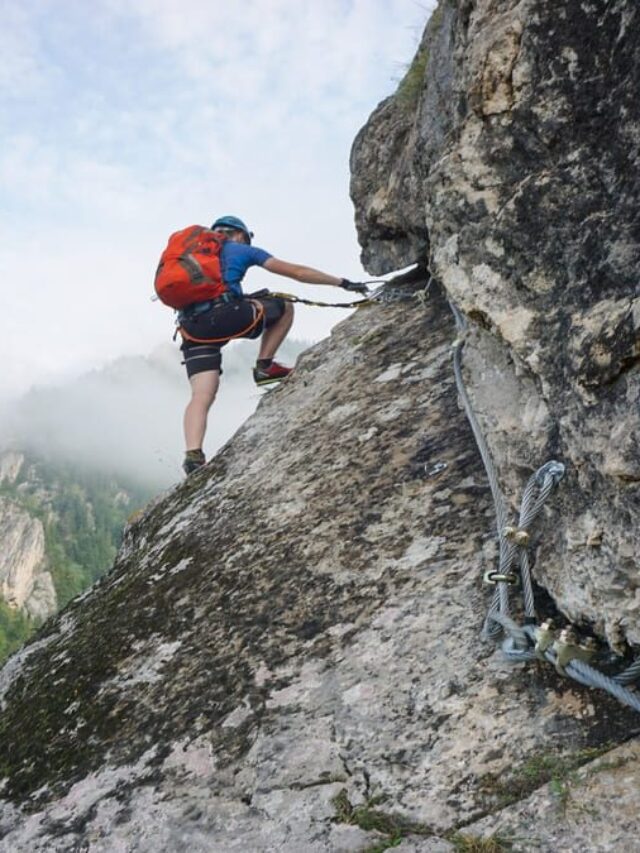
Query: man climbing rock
154,215,367,475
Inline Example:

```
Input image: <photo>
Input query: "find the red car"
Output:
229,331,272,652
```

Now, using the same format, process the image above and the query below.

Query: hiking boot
253,360,292,386
182,449,206,476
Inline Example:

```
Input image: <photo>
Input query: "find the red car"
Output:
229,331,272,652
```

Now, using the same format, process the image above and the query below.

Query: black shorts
180,294,287,378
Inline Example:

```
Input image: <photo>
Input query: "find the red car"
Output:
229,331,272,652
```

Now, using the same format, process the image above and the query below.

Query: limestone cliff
0,497,56,622
0,453,24,487
0,451,151,652
1,3,640,852
0,451,56,621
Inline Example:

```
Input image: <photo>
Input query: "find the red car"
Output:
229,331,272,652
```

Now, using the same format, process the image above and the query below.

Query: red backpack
154,226,228,309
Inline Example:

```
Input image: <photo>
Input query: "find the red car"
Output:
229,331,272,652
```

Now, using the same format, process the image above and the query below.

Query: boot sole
254,377,286,386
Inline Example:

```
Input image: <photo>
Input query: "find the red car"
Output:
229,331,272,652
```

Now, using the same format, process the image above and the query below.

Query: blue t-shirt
220,242,272,297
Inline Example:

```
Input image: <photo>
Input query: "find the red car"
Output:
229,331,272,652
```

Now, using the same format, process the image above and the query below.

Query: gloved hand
340,278,369,296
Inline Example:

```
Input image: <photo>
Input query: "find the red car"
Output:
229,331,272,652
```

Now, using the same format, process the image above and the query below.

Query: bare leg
258,301,294,360
184,370,220,451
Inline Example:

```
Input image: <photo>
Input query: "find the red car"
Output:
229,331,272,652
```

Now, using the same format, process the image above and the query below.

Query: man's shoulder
223,242,272,264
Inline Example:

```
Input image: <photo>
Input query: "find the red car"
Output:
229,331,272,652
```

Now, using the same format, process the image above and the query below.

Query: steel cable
449,302,515,637
447,299,640,712
614,659,640,685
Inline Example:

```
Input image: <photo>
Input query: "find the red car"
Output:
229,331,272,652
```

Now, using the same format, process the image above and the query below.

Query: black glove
340,278,369,296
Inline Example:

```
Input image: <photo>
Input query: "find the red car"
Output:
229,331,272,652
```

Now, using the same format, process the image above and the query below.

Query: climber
154,215,368,475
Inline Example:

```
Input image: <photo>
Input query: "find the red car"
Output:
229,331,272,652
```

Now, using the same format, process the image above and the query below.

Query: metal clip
503,526,530,546
426,461,448,477
534,620,555,657
580,637,598,656
484,569,519,586
552,628,597,674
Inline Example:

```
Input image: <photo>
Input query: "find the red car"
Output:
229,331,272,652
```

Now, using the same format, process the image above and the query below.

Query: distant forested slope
0,454,153,662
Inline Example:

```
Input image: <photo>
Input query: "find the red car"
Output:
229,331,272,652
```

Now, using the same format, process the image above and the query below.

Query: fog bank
1,339,309,489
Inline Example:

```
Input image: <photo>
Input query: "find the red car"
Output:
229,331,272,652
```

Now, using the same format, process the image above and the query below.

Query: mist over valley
2,338,310,490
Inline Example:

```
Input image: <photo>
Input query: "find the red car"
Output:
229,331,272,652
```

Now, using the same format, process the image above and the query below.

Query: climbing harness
171,274,430,349
177,301,265,345
449,298,640,713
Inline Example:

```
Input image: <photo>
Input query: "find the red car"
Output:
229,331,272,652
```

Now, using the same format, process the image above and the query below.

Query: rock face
352,0,640,649
0,497,56,621
0,290,638,851
0,452,24,486
1,2,640,851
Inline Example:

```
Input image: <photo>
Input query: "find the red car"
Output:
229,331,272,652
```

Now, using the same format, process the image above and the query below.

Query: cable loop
484,570,519,586
447,296,640,713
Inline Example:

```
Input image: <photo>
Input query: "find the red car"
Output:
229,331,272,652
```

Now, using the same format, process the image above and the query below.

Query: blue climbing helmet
211,215,254,244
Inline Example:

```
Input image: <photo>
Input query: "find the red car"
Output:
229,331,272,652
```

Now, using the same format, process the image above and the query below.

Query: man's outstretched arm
263,257,343,286
263,257,368,294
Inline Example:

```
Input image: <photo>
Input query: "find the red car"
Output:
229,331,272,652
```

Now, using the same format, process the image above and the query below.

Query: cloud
0,5,50,97
0,338,309,488
104,0,427,112
1,0,436,395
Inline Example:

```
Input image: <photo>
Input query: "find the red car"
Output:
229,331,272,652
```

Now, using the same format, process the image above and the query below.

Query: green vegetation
395,45,429,109
447,832,513,853
393,0,454,111
326,747,624,850
0,454,153,663
479,745,614,811
449,833,513,853
0,599,35,662
332,789,517,852
582,751,635,778
332,789,432,852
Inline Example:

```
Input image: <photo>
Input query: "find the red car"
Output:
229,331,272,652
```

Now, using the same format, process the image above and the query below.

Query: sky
1,0,436,398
